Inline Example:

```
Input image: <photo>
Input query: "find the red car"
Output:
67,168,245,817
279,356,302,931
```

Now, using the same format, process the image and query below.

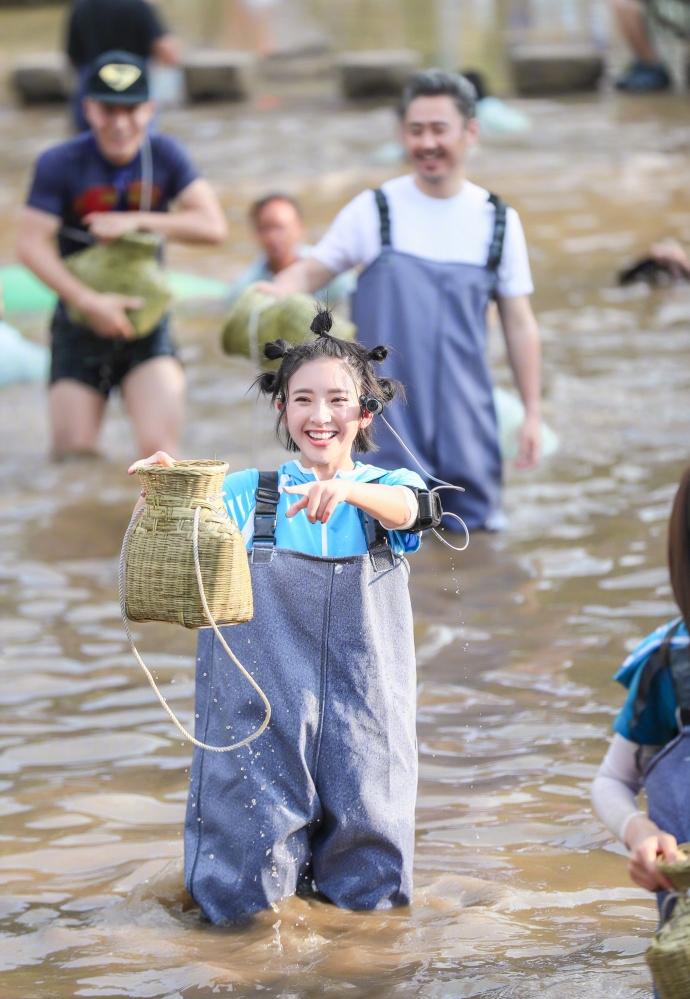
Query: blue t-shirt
222,459,426,557
26,131,199,258
612,617,687,746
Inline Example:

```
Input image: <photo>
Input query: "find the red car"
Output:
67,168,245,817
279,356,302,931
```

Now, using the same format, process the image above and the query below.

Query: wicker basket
647,895,690,999
221,285,355,364
65,233,172,338
124,460,253,628
645,846,690,998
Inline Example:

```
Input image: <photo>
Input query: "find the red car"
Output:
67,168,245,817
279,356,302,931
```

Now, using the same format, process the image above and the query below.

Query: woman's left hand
284,480,351,524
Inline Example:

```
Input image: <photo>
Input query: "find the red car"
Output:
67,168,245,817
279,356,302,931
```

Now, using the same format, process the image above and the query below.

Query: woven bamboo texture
659,846,690,893
647,895,690,999
124,460,253,628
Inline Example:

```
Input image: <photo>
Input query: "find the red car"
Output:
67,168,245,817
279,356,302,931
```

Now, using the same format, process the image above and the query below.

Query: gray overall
351,189,507,531
184,474,418,924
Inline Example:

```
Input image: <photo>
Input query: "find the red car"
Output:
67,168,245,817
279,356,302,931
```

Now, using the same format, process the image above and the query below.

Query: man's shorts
50,311,179,398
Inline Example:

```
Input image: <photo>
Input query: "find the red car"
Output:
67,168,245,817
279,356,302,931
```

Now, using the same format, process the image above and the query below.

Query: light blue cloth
612,617,686,745
225,246,357,308
222,459,426,557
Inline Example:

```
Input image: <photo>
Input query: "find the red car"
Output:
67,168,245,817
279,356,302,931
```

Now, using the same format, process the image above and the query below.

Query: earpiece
360,395,384,416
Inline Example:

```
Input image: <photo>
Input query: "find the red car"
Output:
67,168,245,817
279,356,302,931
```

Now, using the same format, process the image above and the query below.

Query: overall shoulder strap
252,470,280,563
357,474,396,570
668,630,690,726
373,188,392,248
630,620,684,732
486,193,507,272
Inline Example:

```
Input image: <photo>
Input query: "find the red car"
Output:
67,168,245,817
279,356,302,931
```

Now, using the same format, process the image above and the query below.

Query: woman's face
281,358,372,476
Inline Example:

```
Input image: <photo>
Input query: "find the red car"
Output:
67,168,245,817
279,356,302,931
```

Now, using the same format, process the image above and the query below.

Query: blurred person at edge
16,51,227,461
66,0,181,131
610,0,673,92
258,69,542,533
226,193,357,309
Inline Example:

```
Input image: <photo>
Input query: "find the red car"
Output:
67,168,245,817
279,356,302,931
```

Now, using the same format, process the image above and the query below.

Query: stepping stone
336,49,422,99
510,43,604,95
183,50,256,102
11,53,71,104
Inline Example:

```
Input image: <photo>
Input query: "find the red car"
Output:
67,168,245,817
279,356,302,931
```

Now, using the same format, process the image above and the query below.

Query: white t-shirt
312,174,534,299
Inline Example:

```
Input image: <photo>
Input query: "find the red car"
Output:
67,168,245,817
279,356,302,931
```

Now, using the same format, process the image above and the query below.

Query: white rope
118,504,271,752
380,414,470,552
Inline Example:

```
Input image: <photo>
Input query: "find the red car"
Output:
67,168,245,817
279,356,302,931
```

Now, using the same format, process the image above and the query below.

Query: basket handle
118,504,271,753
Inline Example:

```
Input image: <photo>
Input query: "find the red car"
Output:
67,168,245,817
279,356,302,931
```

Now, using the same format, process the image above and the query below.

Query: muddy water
2,6,690,996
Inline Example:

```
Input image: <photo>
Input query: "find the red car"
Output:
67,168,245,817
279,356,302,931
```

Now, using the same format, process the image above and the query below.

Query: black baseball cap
84,50,150,105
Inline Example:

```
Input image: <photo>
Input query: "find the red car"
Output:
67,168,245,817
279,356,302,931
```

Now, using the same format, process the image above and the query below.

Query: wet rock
183,50,256,102
509,43,604,95
11,53,71,104
336,49,422,99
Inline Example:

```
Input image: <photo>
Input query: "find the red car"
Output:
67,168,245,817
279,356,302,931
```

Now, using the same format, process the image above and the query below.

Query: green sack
646,848,690,998
221,285,355,365
65,233,172,338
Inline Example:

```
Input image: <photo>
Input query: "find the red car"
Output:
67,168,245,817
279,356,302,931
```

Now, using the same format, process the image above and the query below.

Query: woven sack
220,285,355,364
65,233,172,338
124,460,253,628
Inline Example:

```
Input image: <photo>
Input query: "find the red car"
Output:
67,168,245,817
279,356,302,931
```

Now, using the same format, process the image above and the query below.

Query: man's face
254,199,304,272
402,95,478,189
83,99,155,166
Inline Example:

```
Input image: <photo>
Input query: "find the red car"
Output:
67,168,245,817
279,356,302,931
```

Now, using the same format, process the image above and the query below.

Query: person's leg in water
49,379,107,459
610,0,672,91
121,355,185,457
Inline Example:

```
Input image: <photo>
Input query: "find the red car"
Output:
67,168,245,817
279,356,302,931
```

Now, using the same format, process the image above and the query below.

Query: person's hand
128,451,176,475
84,211,142,243
515,412,542,469
253,280,288,299
649,239,690,279
626,816,682,892
78,289,144,339
284,479,351,523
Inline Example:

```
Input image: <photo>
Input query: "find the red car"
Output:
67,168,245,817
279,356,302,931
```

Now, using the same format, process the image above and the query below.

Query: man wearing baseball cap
16,50,227,460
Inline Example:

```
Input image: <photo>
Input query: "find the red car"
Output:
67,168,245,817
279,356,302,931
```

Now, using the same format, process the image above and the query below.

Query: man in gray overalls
262,69,542,531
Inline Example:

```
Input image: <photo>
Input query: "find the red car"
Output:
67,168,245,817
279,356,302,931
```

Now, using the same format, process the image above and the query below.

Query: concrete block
510,43,604,95
336,49,422,99
11,53,71,104
183,50,257,102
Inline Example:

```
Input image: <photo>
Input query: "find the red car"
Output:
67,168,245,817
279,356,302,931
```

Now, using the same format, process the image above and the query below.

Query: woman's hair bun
264,339,291,360
258,371,278,394
368,345,388,363
310,308,333,337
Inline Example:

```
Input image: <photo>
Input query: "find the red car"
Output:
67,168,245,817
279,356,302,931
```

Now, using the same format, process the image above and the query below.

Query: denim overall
184,474,418,923
351,188,507,531
636,622,690,994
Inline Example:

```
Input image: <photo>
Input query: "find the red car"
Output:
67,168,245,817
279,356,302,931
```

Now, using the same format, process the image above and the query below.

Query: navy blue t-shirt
26,131,199,259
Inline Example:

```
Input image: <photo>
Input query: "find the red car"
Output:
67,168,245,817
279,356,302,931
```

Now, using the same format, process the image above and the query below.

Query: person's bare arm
256,256,337,298
283,479,417,530
84,178,228,245
16,206,141,338
496,294,542,468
